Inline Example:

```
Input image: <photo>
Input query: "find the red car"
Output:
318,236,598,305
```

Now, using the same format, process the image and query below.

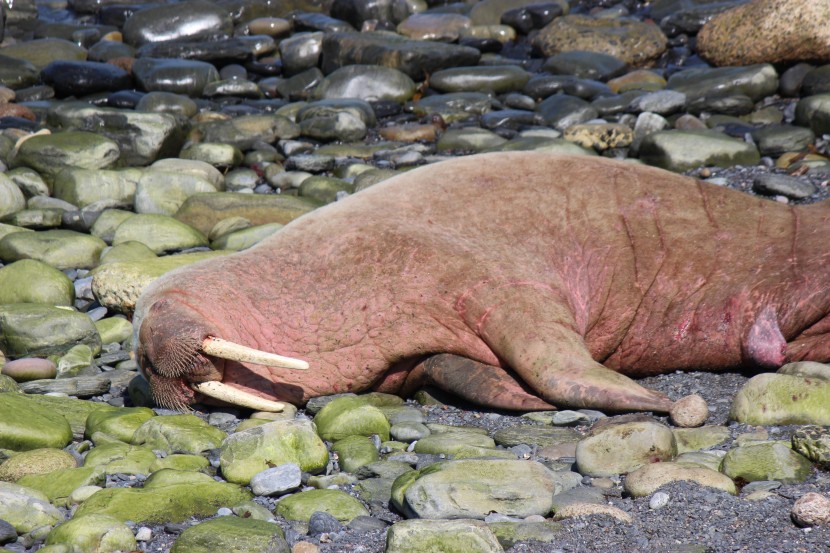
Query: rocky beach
2,0,830,551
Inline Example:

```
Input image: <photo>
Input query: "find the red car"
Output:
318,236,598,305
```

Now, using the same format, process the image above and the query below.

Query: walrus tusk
192,380,286,412
201,336,309,370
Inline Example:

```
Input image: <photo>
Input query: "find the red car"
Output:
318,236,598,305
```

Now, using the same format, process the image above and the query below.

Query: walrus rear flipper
412,354,555,411
460,281,673,413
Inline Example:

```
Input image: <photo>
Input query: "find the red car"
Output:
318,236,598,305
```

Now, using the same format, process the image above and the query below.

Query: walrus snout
137,298,310,412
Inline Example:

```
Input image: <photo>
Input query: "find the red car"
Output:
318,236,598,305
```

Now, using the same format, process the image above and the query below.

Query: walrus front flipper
460,282,673,413
412,354,555,411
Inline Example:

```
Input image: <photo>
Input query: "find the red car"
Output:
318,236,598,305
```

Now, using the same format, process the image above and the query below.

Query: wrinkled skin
134,152,830,413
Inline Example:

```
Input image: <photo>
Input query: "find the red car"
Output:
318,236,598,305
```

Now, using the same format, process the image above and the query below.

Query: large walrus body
134,152,830,414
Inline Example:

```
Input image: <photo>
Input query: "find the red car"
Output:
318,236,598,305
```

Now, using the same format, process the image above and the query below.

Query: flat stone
316,65,416,103
123,0,232,47
275,489,369,523
386,519,503,553
0,482,63,533
624,461,737,497
0,304,101,358
722,441,813,483
667,64,779,102
12,131,120,181
1,357,57,382
576,418,676,477
169,516,288,553
111,213,208,253
638,129,760,172
0,259,74,306
132,414,226,454
174,192,318,236
0,174,25,220
430,65,530,94
44,514,136,552
0,392,73,451
250,463,302,496
131,58,220,97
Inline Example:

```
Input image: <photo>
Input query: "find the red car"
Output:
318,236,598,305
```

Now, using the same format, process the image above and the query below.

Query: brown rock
533,15,667,67
698,0,830,66
0,103,35,121
792,492,830,527
670,394,709,428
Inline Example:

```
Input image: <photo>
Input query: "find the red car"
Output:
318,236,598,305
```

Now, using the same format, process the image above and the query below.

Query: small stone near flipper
670,394,709,428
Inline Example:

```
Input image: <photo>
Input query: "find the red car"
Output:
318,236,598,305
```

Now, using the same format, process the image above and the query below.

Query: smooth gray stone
542,50,628,81
667,64,778,102
0,55,39,89
122,0,232,47
535,94,599,131
750,125,815,157
802,65,830,96
315,65,415,103
132,58,220,97
40,60,132,97
279,31,323,76
430,65,530,94
795,94,830,135
752,174,816,200
524,74,612,100
137,37,272,63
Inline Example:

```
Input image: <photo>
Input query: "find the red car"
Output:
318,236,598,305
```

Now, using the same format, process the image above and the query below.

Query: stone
436,128,507,153
721,442,813,484
134,172,219,216
131,58,220,97
194,114,299,151
12,131,120,182
562,123,634,151
149,454,211,473
792,426,830,469
44,514,137,552
0,358,57,382
412,431,496,456
624,461,737,497
0,448,76,482
385,519,504,553
123,0,232,46
74,469,251,523
0,482,63,533
697,0,830,67
0,229,102,269
533,14,667,67
210,223,283,251
535,94,598,131
0,304,101,358
332,435,379,473
250,463,302,496
576,418,676,477
638,130,760,172
220,419,329,485
791,492,830,527
392,459,561,519
53,168,141,210
667,64,779,102
669,394,709,427
41,60,131,98
111,213,208,254
95,316,134,345
430,65,530,94
673,426,731,454
0,174,25,220
84,407,156,443
542,51,628,81
313,396,391,442
0,38,86,69
487,520,563,549
276,489,369,523
169,516,289,553
752,174,816,200
493,426,579,448
730,373,830,425
91,251,228,314
132,414,226,454
315,65,415,103
0,259,74,306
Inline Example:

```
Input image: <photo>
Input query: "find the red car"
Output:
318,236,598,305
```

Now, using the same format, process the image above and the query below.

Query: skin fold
133,152,830,412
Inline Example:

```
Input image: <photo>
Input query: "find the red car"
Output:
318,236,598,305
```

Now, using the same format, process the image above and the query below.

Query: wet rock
0,392,73,451
698,0,830,66
536,94,599,131
220,420,329,485
132,414,226,454
397,13,471,42
91,251,227,313
122,0,232,47
275,489,369,523
132,58,220,97
386,519,503,553
667,64,779,102
0,55,40,89
0,447,76,482
194,114,299,151
722,442,813,483
431,65,530,94
321,31,481,81
392,459,561,519
314,396,391,442
730,372,830,425
41,60,132,98
74,469,251,523
0,303,101,358
12,131,120,181
44,513,136,551
624,461,737,497
84,407,156,443
0,37,86,69
413,430,496,456
169,516,289,553
543,51,628,81
638,129,760,172
750,125,815,157
0,482,63,533
673,426,731,454
0,259,74,305
471,0,568,26
534,15,667,67
437,128,507,152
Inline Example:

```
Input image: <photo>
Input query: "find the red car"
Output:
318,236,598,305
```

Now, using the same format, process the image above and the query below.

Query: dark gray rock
40,60,132,98
122,0,232,47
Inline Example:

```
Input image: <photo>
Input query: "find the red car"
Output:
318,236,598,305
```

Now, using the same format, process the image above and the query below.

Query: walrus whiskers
201,337,309,370
191,380,287,412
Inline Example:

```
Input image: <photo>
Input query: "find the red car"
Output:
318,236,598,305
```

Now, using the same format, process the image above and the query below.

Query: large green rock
16,394,115,437
314,396,391,442
170,515,289,553
12,131,120,181
83,442,158,476
45,514,137,553
721,442,813,484
17,466,106,504
220,419,329,485
0,482,63,533
413,431,497,456
0,447,76,482
0,173,25,220
52,168,142,209
0,304,101,358
392,459,563,520
275,488,369,523
0,229,107,270
85,407,156,443
0,392,73,451
111,213,208,254
0,259,75,306
575,418,676,477
386,519,504,553
74,469,252,523
623,461,737,497
132,414,226,454
332,435,379,473
638,130,761,172
174,192,319,235
730,372,830,425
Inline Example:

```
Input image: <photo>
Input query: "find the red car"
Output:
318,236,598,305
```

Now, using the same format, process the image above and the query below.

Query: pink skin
135,152,830,413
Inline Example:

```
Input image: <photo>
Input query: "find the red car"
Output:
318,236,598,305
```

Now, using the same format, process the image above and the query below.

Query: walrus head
137,298,309,412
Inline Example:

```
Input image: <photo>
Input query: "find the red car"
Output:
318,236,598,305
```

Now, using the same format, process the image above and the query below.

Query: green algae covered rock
314,396,390,442
0,392,73,451
332,435,379,473
74,469,252,523
17,466,106,504
275,488,369,523
132,414,226,454
0,259,75,306
0,447,76,482
0,304,101,359
730,373,830,425
170,515,289,553
386,519,504,553
220,419,329,485
721,442,813,484
85,407,156,443
45,514,136,553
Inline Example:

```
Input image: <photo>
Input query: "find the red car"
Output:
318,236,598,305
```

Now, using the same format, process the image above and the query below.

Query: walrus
134,152,830,415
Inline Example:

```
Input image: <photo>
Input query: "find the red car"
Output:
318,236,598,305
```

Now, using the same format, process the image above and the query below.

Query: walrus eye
200,336,309,370
191,380,287,412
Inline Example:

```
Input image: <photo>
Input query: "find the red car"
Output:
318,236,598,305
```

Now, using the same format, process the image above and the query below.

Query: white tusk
201,336,309,370
192,380,286,412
